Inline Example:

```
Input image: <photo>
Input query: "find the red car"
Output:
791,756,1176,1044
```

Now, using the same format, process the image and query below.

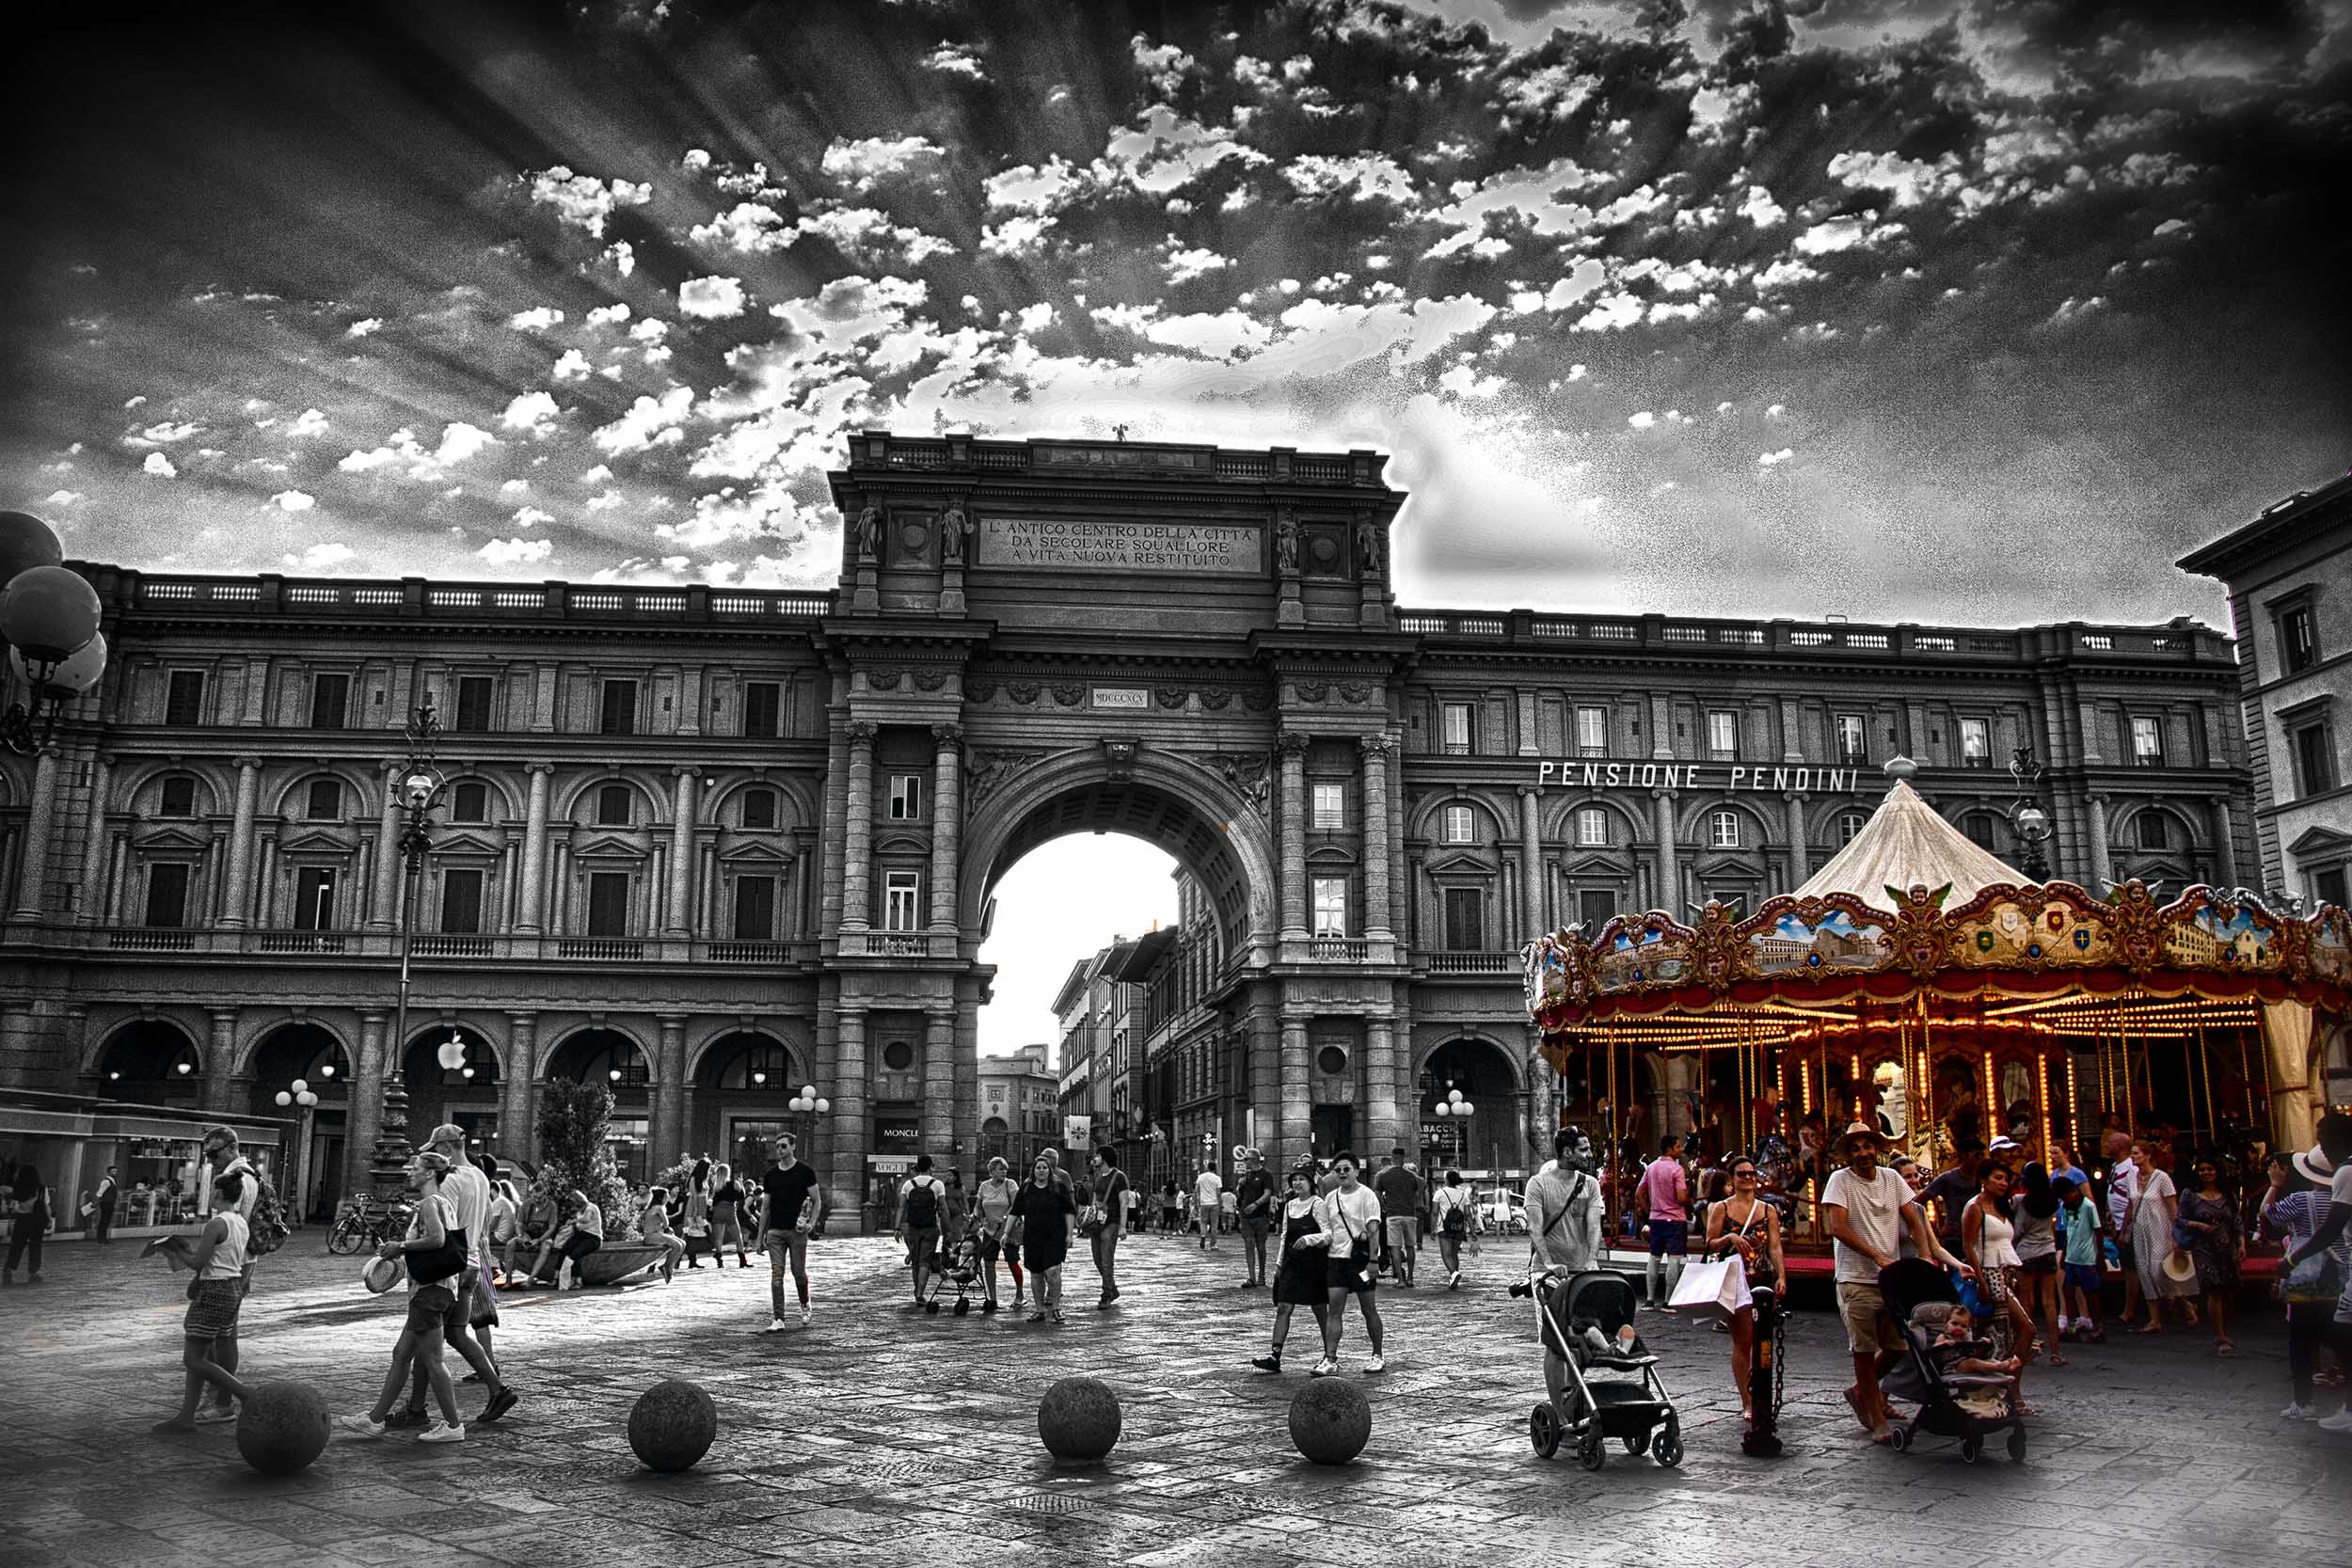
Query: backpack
1441,1194,1469,1239
246,1172,292,1257
903,1177,940,1229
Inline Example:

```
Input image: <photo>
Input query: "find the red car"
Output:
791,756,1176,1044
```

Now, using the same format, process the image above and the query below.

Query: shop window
1576,705,1608,756
1710,810,1740,849
305,778,343,821
600,679,638,736
741,681,781,738
889,775,924,820
2130,715,2165,767
1441,804,1473,844
1311,877,1348,938
144,863,191,927
1441,703,1472,756
1443,887,1484,951
596,784,632,826
293,867,337,930
733,876,776,940
450,781,488,823
1961,717,1991,768
159,775,198,818
586,871,630,936
165,670,206,726
1708,710,1738,760
1312,782,1344,830
452,675,494,733
1576,807,1608,847
741,787,777,831
883,870,922,931
310,673,349,730
440,868,484,934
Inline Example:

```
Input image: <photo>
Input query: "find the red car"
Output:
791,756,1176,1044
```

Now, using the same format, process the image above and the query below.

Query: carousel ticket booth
1527,761,2350,1270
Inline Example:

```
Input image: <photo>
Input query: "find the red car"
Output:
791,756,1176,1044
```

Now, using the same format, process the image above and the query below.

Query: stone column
1365,1012,1400,1156
1517,783,1545,944
219,757,262,929
841,721,877,932
501,1012,538,1166
516,764,552,934
1360,734,1395,942
1784,791,1810,886
665,768,698,937
832,1008,867,1210
929,724,963,934
2087,794,2113,890
677,667,703,737
8,747,61,923
922,1008,956,1158
951,1002,980,1180
368,761,402,930
347,1010,389,1195
2213,798,2239,885
1651,787,1680,917
77,754,114,925
1277,731,1309,940
200,1008,242,1114
1279,1016,1311,1162
1249,1006,1280,1157
653,1014,688,1167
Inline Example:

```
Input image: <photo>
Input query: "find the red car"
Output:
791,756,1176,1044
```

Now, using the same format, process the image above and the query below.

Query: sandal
2217,1341,2235,1357
2048,1353,2070,1367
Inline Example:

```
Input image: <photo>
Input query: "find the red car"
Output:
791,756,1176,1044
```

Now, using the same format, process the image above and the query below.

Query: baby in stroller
1878,1258,2027,1463
921,1233,985,1316
1913,1303,2024,1416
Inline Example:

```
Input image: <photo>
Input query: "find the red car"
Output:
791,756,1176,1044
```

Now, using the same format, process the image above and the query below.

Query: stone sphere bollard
1037,1376,1121,1464
234,1382,331,1477
628,1379,719,1473
1288,1378,1372,1465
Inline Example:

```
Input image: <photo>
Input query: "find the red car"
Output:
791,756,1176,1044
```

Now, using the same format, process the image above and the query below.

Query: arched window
1836,810,1868,846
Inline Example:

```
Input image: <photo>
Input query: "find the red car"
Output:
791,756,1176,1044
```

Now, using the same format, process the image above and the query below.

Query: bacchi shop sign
1535,760,1867,794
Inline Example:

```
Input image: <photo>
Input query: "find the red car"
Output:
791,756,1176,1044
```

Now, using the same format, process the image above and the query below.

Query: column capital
505,1009,539,1027
1358,733,1393,759
1276,730,1311,758
846,720,878,744
670,765,699,781
1517,782,1542,799
526,761,555,777
233,755,264,772
931,722,964,748
1650,785,1678,800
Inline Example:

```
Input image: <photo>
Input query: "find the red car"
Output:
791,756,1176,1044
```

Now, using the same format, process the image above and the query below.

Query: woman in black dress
1011,1153,1076,1324
1252,1164,1330,1373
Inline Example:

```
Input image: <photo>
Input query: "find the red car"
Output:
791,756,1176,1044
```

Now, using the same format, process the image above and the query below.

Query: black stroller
1877,1259,2028,1464
921,1234,984,1316
1514,1268,1682,1470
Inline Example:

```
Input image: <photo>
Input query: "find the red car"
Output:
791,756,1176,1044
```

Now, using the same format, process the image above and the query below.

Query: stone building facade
0,432,2255,1221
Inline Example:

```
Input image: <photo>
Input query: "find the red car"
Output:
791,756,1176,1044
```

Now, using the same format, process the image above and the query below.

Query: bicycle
326,1196,411,1255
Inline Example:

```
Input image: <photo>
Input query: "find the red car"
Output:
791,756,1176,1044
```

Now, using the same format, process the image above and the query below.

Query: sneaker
384,1407,430,1430
1310,1358,1338,1377
765,1317,788,1333
1366,1354,1386,1373
417,1423,467,1444
1027,1311,1046,1323
800,1306,813,1327
480,1387,518,1425
1450,1271,1461,1289
194,1405,239,1426
980,1300,999,1314
2316,1410,2352,1434
1251,1354,1282,1372
2282,1402,2312,1419
336,1415,386,1440
1048,1309,1066,1324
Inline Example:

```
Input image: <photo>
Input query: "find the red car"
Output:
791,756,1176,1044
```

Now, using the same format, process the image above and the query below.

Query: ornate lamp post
369,699,445,1199
1,513,109,754
272,1079,320,1226
1432,1084,1477,1170
2007,746,2054,881
788,1084,830,1151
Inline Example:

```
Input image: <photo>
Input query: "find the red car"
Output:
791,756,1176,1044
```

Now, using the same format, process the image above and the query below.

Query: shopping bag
1667,1253,1750,1319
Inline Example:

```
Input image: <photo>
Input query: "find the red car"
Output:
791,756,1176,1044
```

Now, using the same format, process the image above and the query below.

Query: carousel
1522,759,2351,1259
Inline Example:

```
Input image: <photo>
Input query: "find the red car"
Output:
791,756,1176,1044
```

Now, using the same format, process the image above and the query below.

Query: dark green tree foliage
535,1079,634,1237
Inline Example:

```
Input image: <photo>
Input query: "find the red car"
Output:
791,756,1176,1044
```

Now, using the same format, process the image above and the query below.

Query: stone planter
575,1242,666,1287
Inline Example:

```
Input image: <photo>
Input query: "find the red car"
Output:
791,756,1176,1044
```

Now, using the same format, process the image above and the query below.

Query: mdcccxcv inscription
979,517,1260,574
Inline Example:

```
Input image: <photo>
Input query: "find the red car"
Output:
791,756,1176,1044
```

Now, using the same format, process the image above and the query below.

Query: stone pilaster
841,721,876,931
1277,730,1308,941
516,764,553,933
1360,734,1395,942
929,723,962,933
219,757,262,928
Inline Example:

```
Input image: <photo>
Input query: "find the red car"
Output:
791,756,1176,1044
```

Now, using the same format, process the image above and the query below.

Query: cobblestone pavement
2,1229,2346,1568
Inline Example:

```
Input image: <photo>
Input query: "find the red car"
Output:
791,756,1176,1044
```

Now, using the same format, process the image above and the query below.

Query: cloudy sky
5,0,2347,626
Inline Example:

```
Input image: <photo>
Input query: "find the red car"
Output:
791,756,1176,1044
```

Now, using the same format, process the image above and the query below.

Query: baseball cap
417,1123,467,1152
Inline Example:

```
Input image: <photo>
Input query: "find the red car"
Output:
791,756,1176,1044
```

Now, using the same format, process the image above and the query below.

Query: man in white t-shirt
388,1126,517,1428
2104,1132,2143,1325
1820,1125,1971,1444
1192,1165,1224,1251
2285,1114,2352,1433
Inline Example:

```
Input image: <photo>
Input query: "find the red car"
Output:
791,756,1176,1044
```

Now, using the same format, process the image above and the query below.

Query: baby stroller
1877,1258,2028,1464
1512,1267,1682,1470
921,1234,984,1316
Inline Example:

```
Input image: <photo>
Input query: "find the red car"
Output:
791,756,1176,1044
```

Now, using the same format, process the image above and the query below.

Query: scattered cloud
478,537,554,565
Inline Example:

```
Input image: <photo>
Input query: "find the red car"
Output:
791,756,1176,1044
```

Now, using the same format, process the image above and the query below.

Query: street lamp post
1432,1085,1476,1173
1,512,109,756
788,1084,830,1156
369,699,446,1200
2007,746,2054,882
272,1079,320,1225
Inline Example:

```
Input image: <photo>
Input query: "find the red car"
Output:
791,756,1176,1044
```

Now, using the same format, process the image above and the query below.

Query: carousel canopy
1791,758,2028,907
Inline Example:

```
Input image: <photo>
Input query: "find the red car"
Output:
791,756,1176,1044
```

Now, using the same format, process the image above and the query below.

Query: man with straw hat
2283,1113,2352,1433
1820,1122,1975,1445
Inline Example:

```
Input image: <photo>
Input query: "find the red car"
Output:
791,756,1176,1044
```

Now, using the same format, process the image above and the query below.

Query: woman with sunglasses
2178,1157,2243,1355
1704,1156,1784,1428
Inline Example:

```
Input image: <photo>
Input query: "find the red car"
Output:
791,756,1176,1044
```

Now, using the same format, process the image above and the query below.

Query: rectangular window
1311,782,1344,830
165,671,206,726
732,876,776,941
1710,810,1740,849
1443,887,1483,951
889,775,924,821
740,787,777,831
883,870,922,931
1576,705,1608,755
599,679,638,736
440,868,484,934
2293,721,2338,796
452,675,494,733
1576,807,1608,847
159,776,197,818
1836,713,1867,764
2315,866,2349,910
586,871,630,937
293,867,336,930
1960,717,1991,767
2280,603,2320,674
596,784,631,827
1440,703,1472,755
740,681,781,738
450,781,488,823
1708,889,1747,920
2130,715,2165,767
1578,889,1617,934
1707,709,1738,759
1838,810,1868,846
310,673,349,731
1442,804,1474,844
1311,877,1348,937
143,863,190,927
2135,812,2169,850
305,779,343,820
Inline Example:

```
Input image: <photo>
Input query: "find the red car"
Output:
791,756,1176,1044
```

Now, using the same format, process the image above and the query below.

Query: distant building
977,1043,1057,1173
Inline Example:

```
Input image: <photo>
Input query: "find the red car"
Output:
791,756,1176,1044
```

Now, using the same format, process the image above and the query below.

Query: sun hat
2294,1144,2336,1185
361,1254,402,1294
1987,1135,2021,1153
2161,1250,2198,1286
1838,1124,1884,1152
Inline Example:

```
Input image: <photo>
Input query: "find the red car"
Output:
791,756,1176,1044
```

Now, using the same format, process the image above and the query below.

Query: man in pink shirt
1635,1135,1691,1309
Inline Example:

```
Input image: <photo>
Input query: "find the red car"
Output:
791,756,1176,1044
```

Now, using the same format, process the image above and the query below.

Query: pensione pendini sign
1534,760,1867,794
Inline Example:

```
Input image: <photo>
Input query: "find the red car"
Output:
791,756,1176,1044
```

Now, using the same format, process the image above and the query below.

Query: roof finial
1883,755,1917,783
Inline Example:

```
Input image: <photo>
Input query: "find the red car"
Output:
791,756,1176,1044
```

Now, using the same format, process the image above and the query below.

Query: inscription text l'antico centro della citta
977,517,1260,574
